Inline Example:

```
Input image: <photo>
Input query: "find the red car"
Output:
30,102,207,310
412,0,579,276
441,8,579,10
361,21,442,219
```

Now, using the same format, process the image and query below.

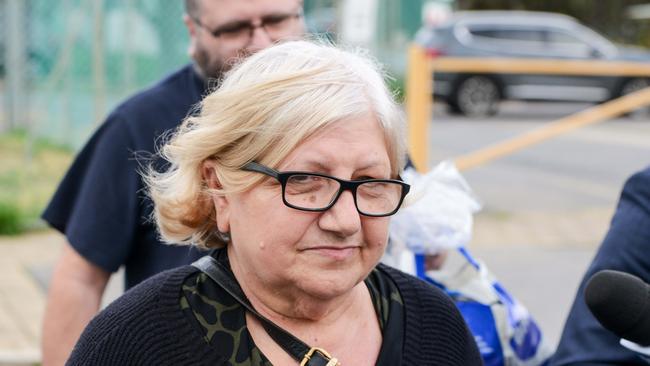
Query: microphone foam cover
584,269,650,346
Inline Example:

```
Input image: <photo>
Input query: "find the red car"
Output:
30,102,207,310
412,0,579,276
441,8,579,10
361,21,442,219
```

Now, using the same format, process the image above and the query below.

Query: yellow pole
430,57,650,76
454,87,650,171
406,44,431,173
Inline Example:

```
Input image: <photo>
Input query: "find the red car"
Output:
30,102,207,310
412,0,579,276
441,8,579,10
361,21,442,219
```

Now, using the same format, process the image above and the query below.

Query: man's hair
184,0,200,20
146,40,406,249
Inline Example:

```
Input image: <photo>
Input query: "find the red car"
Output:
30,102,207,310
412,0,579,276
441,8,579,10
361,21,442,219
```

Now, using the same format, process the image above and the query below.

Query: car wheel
451,76,500,117
620,78,650,119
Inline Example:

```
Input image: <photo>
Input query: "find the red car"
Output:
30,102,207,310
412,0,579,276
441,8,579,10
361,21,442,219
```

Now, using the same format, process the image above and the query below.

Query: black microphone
584,269,650,347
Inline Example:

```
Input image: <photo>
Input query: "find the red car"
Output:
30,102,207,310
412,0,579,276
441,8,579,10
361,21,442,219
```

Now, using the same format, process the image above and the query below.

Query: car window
544,29,596,58
546,30,585,44
469,28,544,43
462,25,548,56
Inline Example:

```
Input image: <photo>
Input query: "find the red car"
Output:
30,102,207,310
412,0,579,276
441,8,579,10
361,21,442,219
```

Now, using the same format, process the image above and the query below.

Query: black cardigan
67,264,482,365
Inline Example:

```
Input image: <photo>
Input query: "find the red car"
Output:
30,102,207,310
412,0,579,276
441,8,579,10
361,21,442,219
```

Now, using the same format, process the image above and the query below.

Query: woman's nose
318,191,361,237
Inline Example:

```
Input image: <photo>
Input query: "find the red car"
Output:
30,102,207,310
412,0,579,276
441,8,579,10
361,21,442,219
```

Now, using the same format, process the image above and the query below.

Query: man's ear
201,160,230,233
183,14,198,59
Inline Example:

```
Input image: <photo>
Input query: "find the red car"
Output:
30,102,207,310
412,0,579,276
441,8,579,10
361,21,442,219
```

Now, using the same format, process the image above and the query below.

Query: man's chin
192,51,226,81
194,63,224,81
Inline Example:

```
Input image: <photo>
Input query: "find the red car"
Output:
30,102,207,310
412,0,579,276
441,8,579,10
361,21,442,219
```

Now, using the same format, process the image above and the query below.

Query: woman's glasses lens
284,174,404,216
285,175,340,209
356,182,403,215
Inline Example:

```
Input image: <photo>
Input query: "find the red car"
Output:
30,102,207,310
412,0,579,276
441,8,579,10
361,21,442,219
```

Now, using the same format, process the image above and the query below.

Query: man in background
41,1,305,364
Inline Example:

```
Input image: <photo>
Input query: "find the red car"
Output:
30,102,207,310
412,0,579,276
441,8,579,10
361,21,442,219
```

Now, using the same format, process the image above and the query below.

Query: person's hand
424,250,449,271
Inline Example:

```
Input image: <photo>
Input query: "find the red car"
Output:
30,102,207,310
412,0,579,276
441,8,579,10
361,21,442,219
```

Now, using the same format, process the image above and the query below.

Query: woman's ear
201,160,230,233
201,160,221,189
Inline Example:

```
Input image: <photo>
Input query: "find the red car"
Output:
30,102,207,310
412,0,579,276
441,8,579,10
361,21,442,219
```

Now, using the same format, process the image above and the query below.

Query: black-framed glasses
192,11,302,44
243,162,410,217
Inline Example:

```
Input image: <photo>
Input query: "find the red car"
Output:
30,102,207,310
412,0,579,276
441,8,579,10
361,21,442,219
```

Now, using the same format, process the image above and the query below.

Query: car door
539,28,616,101
462,24,564,100
464,23,613,102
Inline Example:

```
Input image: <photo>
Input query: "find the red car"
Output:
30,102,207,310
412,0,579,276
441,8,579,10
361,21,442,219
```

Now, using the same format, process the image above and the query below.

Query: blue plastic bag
418,248,552,366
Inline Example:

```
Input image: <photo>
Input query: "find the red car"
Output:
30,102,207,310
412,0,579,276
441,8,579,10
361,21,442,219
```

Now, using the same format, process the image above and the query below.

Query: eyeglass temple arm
243,162,280,179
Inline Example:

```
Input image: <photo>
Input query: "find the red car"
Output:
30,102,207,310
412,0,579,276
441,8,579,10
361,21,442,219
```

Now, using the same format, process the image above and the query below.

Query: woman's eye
290,175,313,183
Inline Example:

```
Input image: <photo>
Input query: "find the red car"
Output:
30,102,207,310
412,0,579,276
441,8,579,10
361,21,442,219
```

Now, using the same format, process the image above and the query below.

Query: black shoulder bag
192,255,341,366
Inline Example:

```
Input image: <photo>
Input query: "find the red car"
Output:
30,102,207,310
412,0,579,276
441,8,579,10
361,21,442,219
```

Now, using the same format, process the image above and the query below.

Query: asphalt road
428,100,650,350
429,101,650,212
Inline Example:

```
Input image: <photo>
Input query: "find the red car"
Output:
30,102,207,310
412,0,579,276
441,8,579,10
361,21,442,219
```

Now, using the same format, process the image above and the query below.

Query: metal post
92,0,106,126
123,0,135,93
4,0,27,133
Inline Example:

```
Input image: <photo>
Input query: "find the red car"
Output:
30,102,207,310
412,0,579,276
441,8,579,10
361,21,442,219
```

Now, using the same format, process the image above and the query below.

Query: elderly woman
67,41,481,365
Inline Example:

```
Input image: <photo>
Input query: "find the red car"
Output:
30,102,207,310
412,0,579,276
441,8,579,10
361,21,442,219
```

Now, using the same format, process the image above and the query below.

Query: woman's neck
226,247,381,364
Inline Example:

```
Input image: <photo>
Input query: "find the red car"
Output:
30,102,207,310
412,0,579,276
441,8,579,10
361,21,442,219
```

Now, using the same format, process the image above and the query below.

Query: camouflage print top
180,255,404,365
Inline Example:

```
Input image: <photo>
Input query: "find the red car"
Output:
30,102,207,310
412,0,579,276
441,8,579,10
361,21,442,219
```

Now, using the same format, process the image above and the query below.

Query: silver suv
415,11,650,116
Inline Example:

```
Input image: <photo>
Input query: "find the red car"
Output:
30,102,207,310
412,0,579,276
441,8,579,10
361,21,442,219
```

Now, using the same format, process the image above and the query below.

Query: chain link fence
2,0,189,148
1,0,421,149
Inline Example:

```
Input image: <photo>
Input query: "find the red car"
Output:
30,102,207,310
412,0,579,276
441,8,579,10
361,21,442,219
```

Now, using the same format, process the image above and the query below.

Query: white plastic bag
388,160,481,255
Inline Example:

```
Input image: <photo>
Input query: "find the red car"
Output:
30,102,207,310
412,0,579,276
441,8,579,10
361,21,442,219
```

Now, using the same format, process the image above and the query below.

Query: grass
0,129,73,235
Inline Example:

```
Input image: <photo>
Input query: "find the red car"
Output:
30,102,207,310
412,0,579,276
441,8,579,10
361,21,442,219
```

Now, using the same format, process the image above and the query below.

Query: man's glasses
243,162,410,217
192,11,302,45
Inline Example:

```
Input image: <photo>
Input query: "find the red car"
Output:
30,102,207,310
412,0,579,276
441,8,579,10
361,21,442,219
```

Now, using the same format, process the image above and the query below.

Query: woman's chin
294,266,367,300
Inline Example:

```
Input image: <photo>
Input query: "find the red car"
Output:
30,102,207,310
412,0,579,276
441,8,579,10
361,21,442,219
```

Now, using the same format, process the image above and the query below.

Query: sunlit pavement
0,231,122,365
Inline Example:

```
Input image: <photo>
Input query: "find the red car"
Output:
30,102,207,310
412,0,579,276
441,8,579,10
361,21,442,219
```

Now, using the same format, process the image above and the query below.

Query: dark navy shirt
551,166,650,365
43,64,209,289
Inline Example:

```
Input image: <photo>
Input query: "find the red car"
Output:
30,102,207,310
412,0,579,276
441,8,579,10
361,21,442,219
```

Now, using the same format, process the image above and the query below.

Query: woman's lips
302,246,360,260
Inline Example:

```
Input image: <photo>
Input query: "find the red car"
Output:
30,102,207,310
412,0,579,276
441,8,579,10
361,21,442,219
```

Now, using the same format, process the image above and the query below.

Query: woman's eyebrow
285,160,329,172
287,159,388,174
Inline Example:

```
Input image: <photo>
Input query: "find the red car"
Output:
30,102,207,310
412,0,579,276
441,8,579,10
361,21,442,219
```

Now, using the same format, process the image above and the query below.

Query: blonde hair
146,40,406,249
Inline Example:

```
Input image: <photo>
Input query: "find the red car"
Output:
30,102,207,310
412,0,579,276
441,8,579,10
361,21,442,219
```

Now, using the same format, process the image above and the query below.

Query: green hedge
0,130,72,235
